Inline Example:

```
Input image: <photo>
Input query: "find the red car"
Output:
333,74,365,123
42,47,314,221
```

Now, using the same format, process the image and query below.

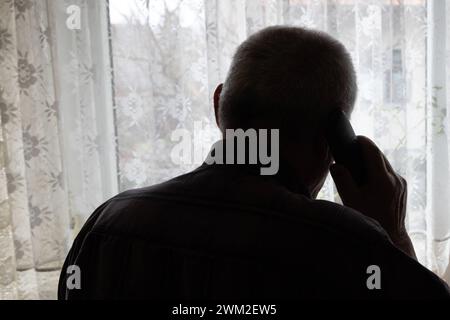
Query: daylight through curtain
1,0,449,299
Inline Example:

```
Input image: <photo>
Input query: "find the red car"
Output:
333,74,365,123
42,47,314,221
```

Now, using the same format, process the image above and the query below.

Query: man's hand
329,136,417,259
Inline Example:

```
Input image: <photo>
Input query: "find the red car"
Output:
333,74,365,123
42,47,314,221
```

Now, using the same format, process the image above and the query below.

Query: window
0,0,449,299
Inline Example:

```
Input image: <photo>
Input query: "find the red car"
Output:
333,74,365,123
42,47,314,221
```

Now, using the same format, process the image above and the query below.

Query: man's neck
204,139,312,198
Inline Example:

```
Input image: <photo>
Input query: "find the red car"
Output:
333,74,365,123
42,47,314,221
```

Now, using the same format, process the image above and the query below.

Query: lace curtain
1,0,449,299
0,0,117,299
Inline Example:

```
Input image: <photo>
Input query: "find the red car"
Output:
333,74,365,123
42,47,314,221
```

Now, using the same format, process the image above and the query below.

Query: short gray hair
219,26,357,140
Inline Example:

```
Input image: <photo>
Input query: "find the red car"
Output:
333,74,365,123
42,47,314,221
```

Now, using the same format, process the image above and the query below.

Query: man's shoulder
278,190,391,245
83,164,396,261
83,163,388,242
91,170,390,252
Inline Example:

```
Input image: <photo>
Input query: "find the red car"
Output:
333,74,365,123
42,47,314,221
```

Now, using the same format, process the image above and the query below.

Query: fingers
396,175,408,226
330,163,358,202
355,135,396,180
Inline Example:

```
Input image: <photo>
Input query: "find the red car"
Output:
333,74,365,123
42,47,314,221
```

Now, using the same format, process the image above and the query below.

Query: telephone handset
325,109,365,186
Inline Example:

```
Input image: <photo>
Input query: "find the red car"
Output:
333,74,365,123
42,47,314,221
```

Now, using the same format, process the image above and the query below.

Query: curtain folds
0,0,449,299
426,0,450,282
0,0,117,299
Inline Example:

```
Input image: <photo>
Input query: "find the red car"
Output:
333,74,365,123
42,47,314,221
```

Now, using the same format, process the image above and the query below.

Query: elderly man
59,26,449,299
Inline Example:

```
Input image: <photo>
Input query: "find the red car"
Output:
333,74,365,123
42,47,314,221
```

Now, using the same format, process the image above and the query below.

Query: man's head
213,26,357,197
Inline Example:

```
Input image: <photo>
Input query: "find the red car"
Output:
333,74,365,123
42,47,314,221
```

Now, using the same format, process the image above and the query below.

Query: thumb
330,163,358,202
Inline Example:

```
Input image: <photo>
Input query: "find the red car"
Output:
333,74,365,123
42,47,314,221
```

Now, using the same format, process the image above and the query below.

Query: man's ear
213,84,223,128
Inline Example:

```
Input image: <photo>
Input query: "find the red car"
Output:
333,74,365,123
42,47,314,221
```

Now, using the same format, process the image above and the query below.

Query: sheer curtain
1,0,449,299
0,0,116,299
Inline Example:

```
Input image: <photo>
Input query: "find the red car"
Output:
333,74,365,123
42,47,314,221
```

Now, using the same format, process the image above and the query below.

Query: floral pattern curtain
0,0,116,299
1,0,450,299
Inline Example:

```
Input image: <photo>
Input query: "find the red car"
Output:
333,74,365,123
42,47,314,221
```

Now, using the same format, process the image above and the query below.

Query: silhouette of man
59,26,449,299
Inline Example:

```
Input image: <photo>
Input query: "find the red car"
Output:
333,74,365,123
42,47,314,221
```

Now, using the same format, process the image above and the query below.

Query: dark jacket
58,162,450,299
